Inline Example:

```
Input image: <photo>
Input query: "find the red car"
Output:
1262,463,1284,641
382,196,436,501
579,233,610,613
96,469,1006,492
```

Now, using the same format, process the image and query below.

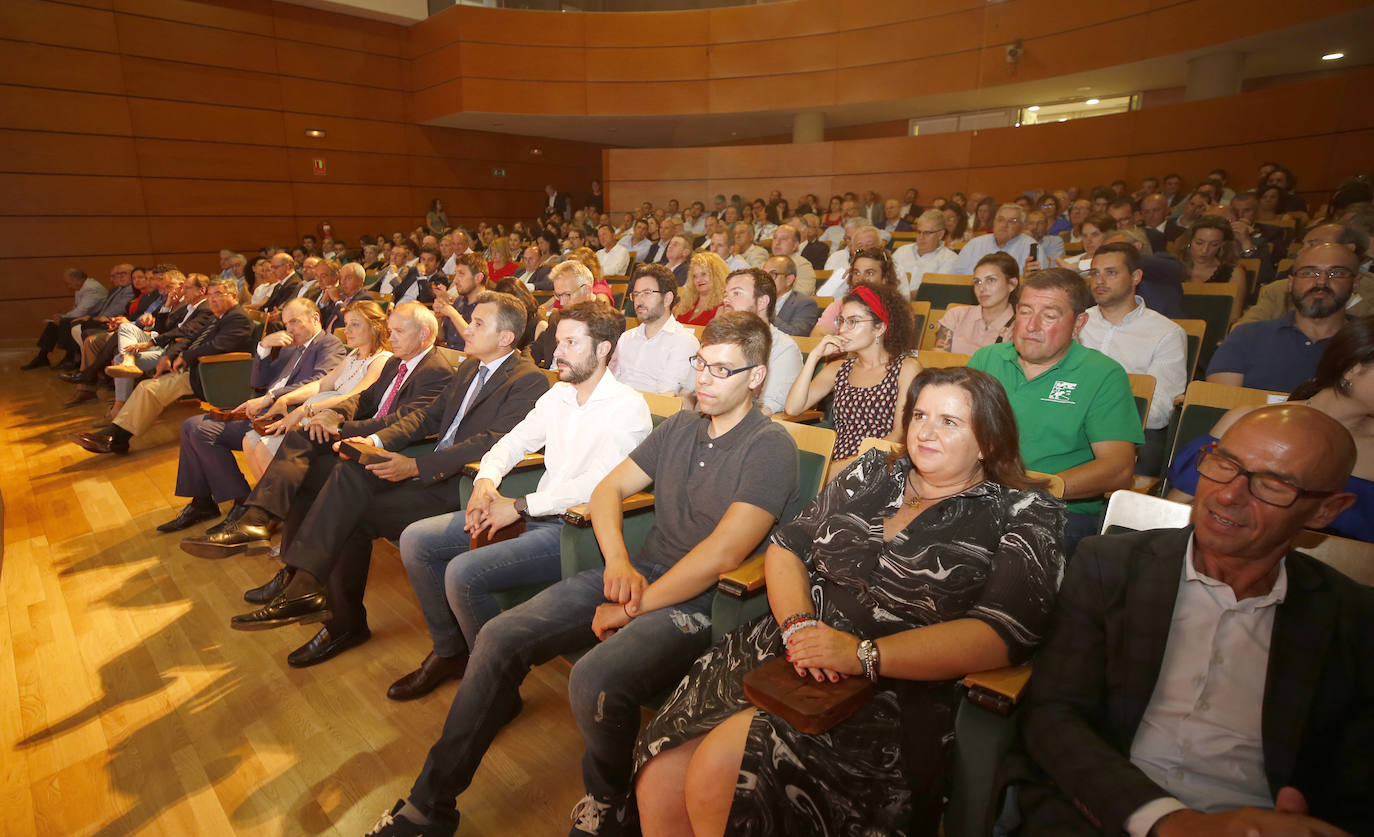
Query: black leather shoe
58,371,85,383
56,356,79,371
179,521,271,559
244,566,296,604
156,500,221,533
230,591,330,630
386,651,469,701
286,625,371,668
69,431,129,455
21,354,50,370
204,503,248,536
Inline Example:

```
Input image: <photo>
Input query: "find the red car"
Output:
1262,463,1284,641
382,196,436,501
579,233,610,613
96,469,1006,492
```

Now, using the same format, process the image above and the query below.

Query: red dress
488,261,517,282
678,305,720,327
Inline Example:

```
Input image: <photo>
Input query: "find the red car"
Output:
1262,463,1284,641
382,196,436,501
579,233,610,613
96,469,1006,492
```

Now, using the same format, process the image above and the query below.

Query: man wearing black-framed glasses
610,263,699,397
1013,404,1370,836
1207,243,1359,392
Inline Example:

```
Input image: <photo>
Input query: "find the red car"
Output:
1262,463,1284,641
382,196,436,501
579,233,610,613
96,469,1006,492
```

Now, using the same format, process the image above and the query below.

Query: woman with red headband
784,280,921,477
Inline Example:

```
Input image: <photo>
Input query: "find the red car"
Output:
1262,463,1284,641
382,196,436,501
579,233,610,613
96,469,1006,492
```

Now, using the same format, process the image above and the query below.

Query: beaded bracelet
781,616,818,645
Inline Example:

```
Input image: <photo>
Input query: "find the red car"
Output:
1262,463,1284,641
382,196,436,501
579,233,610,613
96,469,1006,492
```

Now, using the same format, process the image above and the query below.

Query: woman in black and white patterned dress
635,366,1066,837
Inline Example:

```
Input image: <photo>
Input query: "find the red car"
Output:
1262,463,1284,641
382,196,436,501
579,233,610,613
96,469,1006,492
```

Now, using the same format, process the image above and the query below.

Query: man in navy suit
1010,405,1371,837
766,255,820,337
156,298,346,532
321,262,371,332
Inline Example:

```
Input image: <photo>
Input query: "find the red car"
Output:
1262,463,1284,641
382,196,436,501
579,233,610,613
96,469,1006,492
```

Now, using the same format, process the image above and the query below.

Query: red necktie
376,361,408,417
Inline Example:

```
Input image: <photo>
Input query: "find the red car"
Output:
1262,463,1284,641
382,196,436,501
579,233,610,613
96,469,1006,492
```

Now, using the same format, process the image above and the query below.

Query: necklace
904,470,975,507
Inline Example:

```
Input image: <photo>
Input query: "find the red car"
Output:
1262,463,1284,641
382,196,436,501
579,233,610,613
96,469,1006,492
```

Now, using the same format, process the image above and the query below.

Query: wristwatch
513,496,529,518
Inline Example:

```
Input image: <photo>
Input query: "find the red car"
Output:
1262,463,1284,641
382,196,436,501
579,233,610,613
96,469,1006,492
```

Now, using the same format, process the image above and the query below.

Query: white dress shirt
816,268,850,298
596,244,631,277
683,216,706,235
618,235,653,262
952,232,1036,275
1125,539,1287,837
823,249,852,272
611,316,700,395
725,254,752,272
892,244,958,295
761,324,803,414
474,369,652,517
1079,298,1187,429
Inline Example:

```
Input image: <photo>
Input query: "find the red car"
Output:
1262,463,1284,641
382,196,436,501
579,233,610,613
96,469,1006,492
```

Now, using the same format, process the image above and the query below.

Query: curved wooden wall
604,69,1374,219
409,0,1367,121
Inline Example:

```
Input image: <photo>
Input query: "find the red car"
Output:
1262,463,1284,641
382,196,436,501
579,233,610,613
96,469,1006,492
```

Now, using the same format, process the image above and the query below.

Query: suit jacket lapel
1117,528,1189,745
436,359,480,430
461,356,513,420
1262,553,1333,792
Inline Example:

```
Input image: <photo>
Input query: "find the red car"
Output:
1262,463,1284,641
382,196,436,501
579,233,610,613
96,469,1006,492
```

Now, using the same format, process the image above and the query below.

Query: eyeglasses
837,315,878,331
1196,443,1338,508
630,289,662,300
1292,266,1356,281
688,355,758,379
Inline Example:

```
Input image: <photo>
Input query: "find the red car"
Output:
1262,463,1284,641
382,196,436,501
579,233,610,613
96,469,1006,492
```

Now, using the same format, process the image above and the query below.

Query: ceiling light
1027,105,1040,112
304,128,325,138
529,146,543,156
1085,98,1100,105
1321,52,1345,61
1057,117,1068,122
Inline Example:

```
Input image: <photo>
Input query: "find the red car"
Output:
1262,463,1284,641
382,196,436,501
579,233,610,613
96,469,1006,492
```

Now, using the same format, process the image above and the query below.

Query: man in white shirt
1016,404,1368,837
595,224,631,277
893,209,958,296
769,223,817,295
952,203,1036,274
731,222,769,268
719,267,802,415
710,230,750,272
612,264,699,396
295,256,322,300
378,242,416,295
819,203,861,251
682,201,707,236
818,225,884,297
617,218,653,263
1077,243,1187,475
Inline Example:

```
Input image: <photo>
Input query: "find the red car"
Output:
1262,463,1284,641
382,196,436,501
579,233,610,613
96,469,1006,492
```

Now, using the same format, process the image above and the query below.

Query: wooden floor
0,346,586,836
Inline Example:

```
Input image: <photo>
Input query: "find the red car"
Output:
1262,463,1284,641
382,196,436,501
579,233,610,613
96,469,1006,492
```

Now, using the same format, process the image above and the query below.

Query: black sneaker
568,793,636,836
364,799,455,837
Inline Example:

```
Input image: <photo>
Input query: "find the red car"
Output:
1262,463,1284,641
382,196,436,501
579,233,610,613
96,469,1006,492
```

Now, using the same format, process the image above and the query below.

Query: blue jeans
399,514,565,658
408,562,715,825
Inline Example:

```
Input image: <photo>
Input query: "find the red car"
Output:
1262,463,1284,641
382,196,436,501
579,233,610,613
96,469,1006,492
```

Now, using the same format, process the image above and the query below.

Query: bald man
1237,223,1374,326
1012,404,1371,837
1207,243,1359,392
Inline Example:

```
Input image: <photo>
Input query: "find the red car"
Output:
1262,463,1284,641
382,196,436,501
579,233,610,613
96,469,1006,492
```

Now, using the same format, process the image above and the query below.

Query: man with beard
610,264,699,396
389,300,652,702
1206,244,1358,392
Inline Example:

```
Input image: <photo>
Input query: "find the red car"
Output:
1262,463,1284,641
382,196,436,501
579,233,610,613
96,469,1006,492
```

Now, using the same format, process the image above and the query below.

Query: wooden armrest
717,553,766,598
198,352,252,363
460,452,545,478
562,492,655,526
963,663,1032,716
773,409,823,424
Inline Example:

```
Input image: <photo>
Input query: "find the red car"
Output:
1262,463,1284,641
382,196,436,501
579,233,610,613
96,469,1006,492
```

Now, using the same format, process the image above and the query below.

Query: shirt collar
479,351,512,376
1183,535,1289,610
692,406,766,450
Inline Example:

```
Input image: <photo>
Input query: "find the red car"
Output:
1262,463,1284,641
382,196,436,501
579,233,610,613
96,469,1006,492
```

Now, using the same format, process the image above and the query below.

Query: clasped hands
785,620,863,683
1154,788,1352,837
591,561,648,641
463,479,521,540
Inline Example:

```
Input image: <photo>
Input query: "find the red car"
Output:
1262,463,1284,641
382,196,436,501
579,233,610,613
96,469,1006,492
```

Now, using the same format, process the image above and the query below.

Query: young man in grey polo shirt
369,311,800,837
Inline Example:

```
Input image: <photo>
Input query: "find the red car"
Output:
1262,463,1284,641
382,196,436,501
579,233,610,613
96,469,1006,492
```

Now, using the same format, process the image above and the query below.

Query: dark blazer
260,273,302,313
1014,527,1374,836
1138,254,1185,319
773,291,821,337
389,267,436,304
880,219,913,233
168,305,254,365
670,261,688,288
801,240,830,272
321,289,371,332
1143,226,1168,255
337,347,453,437
129,291,163,320
375,354,549,484
249,331,346,393
153,302,215,349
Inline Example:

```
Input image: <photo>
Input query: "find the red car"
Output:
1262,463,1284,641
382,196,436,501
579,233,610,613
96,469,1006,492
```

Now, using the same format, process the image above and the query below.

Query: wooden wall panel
140,178,295,216
145,216,296,254
0,0,120,52
0,86,133,135
0,41,126,95
114,14,280,75
126,98,286,145
0,130,140,177
0,174,148,216
0,218,153,259
120,57,283,111
275,41,405,89
134,139,291,182
113,0,275,35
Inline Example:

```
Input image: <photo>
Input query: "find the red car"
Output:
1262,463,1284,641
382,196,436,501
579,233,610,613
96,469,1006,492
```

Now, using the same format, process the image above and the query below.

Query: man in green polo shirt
969,268,1142,552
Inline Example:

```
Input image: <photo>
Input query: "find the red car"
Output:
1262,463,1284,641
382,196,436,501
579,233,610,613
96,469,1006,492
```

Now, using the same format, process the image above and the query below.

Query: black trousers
36,319,79,357
281,458,464,634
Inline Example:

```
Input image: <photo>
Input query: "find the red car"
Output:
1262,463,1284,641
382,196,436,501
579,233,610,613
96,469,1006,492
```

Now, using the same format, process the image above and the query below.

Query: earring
1339,377,1354,394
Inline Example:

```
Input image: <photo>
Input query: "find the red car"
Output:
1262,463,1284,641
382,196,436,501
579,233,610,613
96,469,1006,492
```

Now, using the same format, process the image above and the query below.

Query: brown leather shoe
69,431,129,455
386,651,468,701
63,389,98,408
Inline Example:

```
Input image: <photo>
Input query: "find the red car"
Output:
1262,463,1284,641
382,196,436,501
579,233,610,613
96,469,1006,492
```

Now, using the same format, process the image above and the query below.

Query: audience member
954,204,1036,275
1238,222,1374,325
1013,404,1367,836
968,268,1141,550
431,252,487,350
1207,243,1357,392
768,223,816,295
1078,243,1188,474
365,311,797,837
718,267,802,415
611,264,699,396
1100,229,1184,318
785,281,921,474
814,247,902,335
799,214,831,270
595,224,631,277
765,255,820,337
636,366,1066,836
935,252,1018,354
675,252,727,326
893,209,959,294
1176,215,1246,285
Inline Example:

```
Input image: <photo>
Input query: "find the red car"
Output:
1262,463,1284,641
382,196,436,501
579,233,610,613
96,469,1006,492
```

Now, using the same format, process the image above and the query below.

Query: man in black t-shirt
367,312,800,837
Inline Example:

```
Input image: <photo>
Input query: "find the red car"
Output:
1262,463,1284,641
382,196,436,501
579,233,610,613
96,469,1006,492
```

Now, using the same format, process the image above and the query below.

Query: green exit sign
492,167,506,177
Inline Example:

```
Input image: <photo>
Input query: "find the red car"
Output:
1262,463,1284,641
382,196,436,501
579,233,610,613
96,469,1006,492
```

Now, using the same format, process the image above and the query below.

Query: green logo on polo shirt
1043,380,1078,404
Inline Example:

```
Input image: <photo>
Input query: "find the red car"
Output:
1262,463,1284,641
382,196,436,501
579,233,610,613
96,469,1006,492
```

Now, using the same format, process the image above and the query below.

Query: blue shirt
953,232,1036,275
1206,311,1338,393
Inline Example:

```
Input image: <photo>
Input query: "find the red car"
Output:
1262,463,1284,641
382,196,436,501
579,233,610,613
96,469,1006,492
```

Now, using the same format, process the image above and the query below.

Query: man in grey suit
24,267,109,369
766,255,819,337
158,298,346,533
1011,404,1370,837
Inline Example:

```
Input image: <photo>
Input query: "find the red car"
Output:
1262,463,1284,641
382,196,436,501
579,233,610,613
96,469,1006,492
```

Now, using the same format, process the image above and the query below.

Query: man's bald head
1230,404,1356,490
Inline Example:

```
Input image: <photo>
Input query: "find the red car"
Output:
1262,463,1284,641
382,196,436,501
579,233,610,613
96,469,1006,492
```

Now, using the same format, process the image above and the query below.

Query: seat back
1294,530,1374,585
193,353,254,409
1128,373,1155,429
1101,490,1192,534
915,274,977,309
1180,280,1242,373
1163,381,1287,492
916,349,970,368
920,306,951,349
772,419,837,523
639,392,683,426
909,299,930,337
1170,318,1207,381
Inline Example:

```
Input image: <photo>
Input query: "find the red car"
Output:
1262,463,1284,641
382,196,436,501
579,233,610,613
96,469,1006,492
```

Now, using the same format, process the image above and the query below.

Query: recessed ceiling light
1085,98,1100,105
304,128,325,138
1077,86,1093,91
1027,105,1040,112
1057,117,1068,122
1322,52,1345,61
